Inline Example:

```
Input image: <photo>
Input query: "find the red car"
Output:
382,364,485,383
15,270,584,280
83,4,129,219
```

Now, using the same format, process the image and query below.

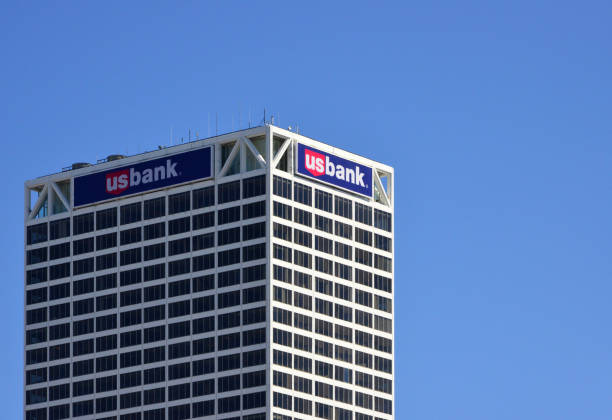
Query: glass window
192,274,214,292
120,227,141,245
218,248,240,267
243,307,265,325
73,213,94,235
218,269,240,288
96,208,117,230
273,201,291,221
50,218,70,240
243,286,265,304
243,349,266,367
119,268,141,286
294,249,311,269
291,231,311,249
96,273,117,291
375,234,392,252
243,201,265,219
27,223,47,245
143,305,165,324
193,186,215,209
96,293,117,311
218,206,240,225
120,202,141,225
193,253,215,272
96,232,117,251
73,297,94,316
243,371,266,388
273,222,291,242
168,217,190,235
355,227,372,246
374,274,392,293
375,295,392,313
168,258,190,276
169,191,190,214
26,267,47,285
73,237,93,255
144,263,165,281
26,327,47,346
315,214,332,233
243,222,266,241
356,309,372,328
293,208,312,227
334,196,352,219
315,236,333,254
273,176,291,199
334,242,353,260
243,175,266,198
120,248,141,266
355,202,372,225
26,247,47,265
355,248,373,266
74,257,94,275
335,220,352,239
374,254,392,273
144,221,165,240
218,227,240,246
243,264,266,283
42,254,63,274
374,209,392,232
49,262,70,280
273,244,292,263
218,181,241,204
243,243,266,262
169,237,190,256
192,232,214,252
315,189,332,212
193,211,214,230
294,181,312,206
144,197,165,219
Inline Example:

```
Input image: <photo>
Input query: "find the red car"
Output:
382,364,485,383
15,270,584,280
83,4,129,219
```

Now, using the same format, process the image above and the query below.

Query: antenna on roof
263,108,266,125
248,107,251,128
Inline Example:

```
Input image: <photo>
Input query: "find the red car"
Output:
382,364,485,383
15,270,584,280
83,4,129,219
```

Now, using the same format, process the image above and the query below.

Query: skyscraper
24,125,394,420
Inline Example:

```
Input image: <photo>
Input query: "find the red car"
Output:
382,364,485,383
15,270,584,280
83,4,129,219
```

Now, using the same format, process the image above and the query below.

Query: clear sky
2,2,611,419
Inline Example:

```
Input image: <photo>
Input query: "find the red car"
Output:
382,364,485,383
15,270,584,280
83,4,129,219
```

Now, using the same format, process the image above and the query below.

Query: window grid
25,135,393,420
25,173,269,420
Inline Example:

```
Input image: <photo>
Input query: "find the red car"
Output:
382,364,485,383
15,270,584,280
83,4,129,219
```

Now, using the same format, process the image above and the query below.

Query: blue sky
2,1,611,419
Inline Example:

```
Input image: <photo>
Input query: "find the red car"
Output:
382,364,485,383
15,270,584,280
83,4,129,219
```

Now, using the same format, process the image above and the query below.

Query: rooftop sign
295,143,372,197
74,147,213,207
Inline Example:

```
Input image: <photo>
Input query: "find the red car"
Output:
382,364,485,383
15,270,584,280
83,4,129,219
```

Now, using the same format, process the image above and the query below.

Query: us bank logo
296,143,372,197
74,147,212,207
105,159,179,195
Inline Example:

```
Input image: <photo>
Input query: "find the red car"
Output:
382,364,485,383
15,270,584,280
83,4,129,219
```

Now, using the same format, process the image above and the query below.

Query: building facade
24,125,394,420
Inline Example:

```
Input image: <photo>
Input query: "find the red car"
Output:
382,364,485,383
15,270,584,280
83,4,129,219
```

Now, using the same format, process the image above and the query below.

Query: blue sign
74,147,213,207
296,143,372,197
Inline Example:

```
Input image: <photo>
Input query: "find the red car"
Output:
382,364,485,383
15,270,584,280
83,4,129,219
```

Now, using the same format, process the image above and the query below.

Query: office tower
24,125,394,420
